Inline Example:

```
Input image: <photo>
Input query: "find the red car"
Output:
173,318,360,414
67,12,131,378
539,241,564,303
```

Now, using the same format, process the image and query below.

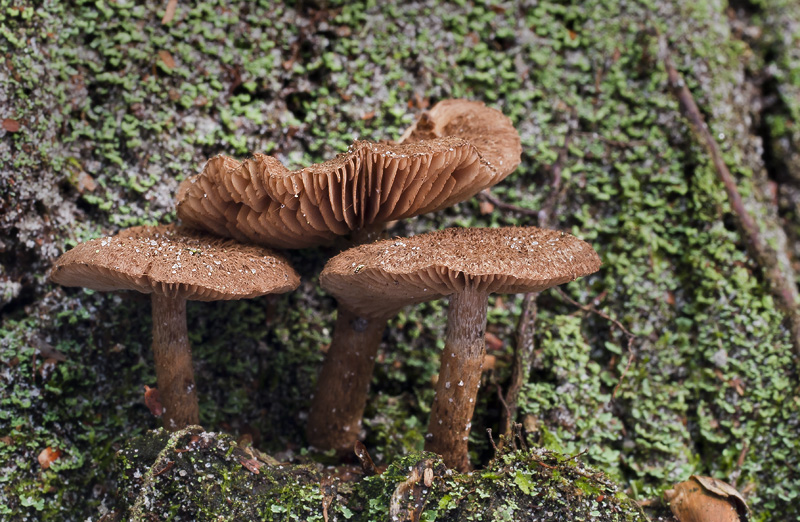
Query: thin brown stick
661,38,800,357
499,293,538,442
478,190,540,217
563,448,589,462
495,381,512,427
486,428,499,456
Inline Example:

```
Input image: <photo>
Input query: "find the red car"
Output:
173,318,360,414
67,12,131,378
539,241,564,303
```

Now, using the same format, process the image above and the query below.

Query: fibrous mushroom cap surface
321,226,601,318
49,224,300,301
175,99,521,249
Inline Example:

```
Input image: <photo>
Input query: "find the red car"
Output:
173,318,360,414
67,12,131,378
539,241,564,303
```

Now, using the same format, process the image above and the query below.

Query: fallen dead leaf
144,385,163,417
75,171,97,193
38,447,62,469
161,0,178,24
38,357,60,380
389,458,440,522
240,457,263,474
2,118,20,132
153,460,175,477
354,440,379,476
665,475,748,522
485,332,503,351
158,50,175,69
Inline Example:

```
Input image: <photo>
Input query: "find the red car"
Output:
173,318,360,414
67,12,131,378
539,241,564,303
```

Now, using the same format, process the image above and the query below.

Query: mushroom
175,100,521,249
49,224,299,430
399,99,522,175
316,227,600,469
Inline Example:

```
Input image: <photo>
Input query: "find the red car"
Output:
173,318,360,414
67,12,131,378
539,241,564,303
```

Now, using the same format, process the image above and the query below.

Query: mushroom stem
151,293,199,431
307,306,387,452
425,287,488,471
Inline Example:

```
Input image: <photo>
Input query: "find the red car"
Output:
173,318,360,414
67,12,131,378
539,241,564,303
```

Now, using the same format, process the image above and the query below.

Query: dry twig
498,294,537,441
661,37,800,357
478,190,539,217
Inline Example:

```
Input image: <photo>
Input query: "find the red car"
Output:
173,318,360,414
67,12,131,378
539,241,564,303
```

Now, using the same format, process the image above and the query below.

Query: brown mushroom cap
50,224,299,300
320,226,601,318
400,99,522,179
176,100,521,249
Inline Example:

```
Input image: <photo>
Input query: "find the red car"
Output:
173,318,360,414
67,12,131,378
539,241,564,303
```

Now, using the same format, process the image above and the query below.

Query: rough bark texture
1,1,800,520
307,307,387,453
150,294,199,431
426,288,488,472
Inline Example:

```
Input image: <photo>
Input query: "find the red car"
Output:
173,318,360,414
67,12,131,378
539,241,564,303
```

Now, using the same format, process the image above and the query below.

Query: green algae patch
106,429,647,521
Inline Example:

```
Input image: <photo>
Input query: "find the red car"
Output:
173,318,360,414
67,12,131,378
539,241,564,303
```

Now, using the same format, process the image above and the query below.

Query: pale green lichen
1,0,798,520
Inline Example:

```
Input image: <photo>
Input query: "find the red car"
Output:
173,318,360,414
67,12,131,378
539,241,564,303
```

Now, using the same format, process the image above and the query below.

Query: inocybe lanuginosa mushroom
49,224,299,431
175,99,521,249
319,227,601,470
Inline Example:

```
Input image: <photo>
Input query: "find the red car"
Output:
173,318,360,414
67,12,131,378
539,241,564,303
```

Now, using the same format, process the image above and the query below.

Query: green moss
109,429,646,521
1,0,799,519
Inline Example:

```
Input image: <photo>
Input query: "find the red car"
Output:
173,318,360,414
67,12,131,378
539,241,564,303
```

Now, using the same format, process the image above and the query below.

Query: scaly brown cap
400,99,522,179
50,224,299,301
320,226,601,318
176,100,521,249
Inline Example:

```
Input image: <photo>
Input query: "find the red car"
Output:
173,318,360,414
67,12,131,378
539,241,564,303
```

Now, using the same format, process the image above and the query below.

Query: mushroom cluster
51,99,602,474
316,227,600,470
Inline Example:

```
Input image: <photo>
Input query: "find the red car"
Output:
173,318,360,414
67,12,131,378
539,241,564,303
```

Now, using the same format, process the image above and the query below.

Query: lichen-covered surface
1,0,799,520
106,427,648,521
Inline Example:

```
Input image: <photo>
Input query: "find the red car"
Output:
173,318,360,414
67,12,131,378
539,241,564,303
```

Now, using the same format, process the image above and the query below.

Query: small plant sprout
318,227,600,470
49,224,299,431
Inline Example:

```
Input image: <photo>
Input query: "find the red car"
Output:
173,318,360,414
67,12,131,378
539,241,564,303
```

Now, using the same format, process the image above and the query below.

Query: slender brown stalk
499,293,538,441
150,293,199,431
307,307,387,452
425,288,488,472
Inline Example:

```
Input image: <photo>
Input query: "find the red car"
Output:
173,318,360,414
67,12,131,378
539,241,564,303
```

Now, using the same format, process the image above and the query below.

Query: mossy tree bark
151,294,199,430
307,307,388,452
425,287,488,472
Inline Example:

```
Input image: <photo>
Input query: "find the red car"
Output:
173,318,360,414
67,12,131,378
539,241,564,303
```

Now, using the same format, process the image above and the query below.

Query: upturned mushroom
175,100,521,249
399,99,522,175
49,224,299,430
317,227,600,470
